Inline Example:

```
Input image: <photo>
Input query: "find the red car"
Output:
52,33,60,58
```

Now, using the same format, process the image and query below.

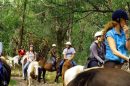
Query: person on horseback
50,44,57,70
0,42,11,86
23,44,36,80
84,31,105,68
18,48,26,65
58,41,76,76
103,9,130,68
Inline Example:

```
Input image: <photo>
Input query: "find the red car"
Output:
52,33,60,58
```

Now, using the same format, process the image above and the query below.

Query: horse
12,55,27,77
62,59,73,82
64,65,84,86
64,65,103,86
67,68,130,86
0,57,11,86
27,61,39,86
37,53,62,83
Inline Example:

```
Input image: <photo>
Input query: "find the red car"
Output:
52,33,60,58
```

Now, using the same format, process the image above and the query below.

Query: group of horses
1,53,130,86
11,52,73,86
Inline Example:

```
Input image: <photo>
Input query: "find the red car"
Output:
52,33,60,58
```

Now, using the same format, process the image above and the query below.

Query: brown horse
37,53,62,83
67,68,130,86
62,59,73,86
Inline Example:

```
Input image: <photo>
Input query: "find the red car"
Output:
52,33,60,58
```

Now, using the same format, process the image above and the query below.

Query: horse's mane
67,68,102,86
64,60,72,67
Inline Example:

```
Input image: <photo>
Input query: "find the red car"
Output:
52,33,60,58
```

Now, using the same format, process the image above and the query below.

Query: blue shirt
105,28,128,63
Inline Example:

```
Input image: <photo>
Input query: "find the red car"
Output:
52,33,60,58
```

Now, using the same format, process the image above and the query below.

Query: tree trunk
19,0,28,49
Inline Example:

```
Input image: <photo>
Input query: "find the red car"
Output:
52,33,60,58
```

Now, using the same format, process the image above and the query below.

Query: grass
9,79,17,86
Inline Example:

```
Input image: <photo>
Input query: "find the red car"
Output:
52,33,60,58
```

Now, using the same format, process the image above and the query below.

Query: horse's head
33,63,39,78
29,61,39,79
63,59,73,68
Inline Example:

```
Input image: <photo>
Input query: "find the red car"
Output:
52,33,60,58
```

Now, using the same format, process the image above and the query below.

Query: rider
23,44,36,80
50,44,57,70
103,9,130,68
84,31,105,68
58,41,76,76
18,48,26,65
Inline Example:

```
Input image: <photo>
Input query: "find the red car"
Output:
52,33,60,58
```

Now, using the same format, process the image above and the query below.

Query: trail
11,77,62,86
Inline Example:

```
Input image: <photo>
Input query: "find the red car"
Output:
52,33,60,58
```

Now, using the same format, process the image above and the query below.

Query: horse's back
67,68,130,86
64,65,84,86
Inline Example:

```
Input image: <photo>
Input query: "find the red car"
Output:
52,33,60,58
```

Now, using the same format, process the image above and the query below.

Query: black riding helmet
112,9,129,22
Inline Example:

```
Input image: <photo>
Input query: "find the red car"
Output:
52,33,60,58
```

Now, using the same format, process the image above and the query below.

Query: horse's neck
38,58,46,66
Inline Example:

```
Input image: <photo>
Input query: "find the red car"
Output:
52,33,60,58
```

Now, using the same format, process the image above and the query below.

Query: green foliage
0,0,129,64
9,79,17,86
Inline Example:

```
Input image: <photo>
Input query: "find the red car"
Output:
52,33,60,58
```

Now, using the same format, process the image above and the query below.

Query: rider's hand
123,25,129,34
100,60,104,64
68,58,72,61
125,57,130,62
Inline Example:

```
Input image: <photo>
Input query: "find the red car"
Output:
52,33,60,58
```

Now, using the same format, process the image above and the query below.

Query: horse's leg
55,70,60,83
42,68,46,83
22,67,24,78
28,77,32,86
38,67,42,82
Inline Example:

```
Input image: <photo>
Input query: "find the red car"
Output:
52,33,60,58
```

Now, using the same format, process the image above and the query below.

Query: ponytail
102,21,118,36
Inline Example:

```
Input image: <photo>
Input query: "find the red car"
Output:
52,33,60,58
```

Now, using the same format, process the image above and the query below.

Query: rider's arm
26,52,29,61
69,48,76,60
52,49,56,57
91,43,104,63
34,52,37,60
63,54,67,59
123,25,130,50
0,42,2,56
70,53,75,60
63,49,67,59
107,36,129,61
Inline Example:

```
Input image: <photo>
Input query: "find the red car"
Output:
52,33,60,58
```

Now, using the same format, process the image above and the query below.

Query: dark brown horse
67,68,130,86
37,53,62,83
0,58,11,86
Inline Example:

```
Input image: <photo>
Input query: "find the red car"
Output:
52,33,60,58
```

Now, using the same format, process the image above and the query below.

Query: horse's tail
67,68,100,86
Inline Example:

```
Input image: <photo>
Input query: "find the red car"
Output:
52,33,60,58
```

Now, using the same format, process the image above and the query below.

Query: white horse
64,65,102,86
64,65,84,86
27,61,39,86
12,55,27,76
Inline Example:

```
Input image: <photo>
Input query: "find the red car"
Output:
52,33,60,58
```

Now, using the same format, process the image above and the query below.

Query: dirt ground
11,77,63,86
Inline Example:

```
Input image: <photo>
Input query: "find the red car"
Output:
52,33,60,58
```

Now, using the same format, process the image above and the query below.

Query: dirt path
11,77,62,86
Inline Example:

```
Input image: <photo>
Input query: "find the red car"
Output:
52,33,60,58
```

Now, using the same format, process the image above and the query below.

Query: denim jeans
52,57,56,65
87,60,98,68
23,61,30,79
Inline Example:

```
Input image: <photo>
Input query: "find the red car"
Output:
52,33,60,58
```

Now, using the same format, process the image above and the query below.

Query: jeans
52,57,56,66
23,61,30,79
87,60,98,68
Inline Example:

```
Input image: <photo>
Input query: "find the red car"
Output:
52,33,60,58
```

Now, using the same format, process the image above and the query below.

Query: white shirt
26,51,36,62
63,47,76,59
